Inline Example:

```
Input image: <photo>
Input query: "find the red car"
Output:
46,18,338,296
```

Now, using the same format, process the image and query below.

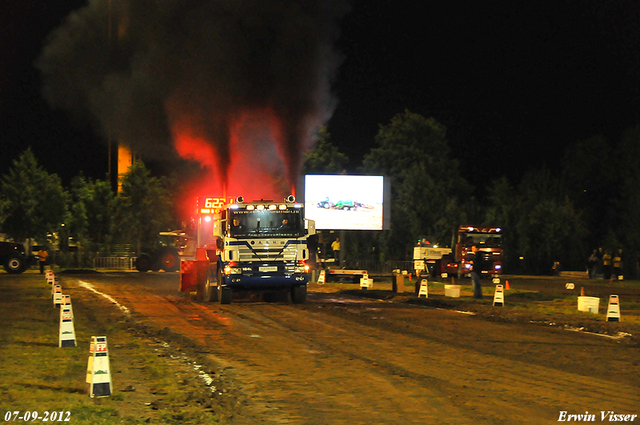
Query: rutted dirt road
67,273,639,424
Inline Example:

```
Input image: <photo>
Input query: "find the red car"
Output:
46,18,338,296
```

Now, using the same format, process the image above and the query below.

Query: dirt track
67,273,640,424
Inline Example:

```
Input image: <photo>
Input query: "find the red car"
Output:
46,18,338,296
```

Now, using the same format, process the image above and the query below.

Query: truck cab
455,226,503,277
181,196,314,304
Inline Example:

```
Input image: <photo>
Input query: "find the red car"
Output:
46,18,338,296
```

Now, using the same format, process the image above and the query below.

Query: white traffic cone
493,284,504,306
318,269,326,284
606,295,621,322
418,279,428,298
53,285,62,307
46,270,55,285
59,305,76,347
86,336,112,398
360,273,373,290
62,295,73,319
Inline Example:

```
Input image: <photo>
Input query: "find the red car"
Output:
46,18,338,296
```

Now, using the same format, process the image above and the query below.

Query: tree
362,111,471,260
0,148,67,248
302,127,349,174
115,161,173,255
561,135,614,248
511,168,587,274
86,179,115,253
485,176,517,270
611,125,640,277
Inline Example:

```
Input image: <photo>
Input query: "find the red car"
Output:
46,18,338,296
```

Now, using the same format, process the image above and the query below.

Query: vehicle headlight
224,267,242,275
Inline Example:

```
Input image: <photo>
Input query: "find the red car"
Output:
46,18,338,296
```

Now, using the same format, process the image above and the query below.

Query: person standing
331,237,341,267
307,234,319,283
469,245,483,299
603,250,612,280
613,249,623,280
37,248,49,274
587,250,598,279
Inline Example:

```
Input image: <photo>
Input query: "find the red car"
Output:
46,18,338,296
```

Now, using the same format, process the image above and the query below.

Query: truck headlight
224,266,242,275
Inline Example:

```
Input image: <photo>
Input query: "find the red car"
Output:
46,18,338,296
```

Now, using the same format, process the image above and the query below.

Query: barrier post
318,269,326,285
493,284,504,306
59,305,76,347
86,336,112,398
606,295,621,322
360,274,373,290
418,279,428,298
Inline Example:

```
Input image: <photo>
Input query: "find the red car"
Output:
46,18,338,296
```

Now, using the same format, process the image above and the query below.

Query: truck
180,195,315,304
135,230,189,272
0,241,29,274
454,225,503,278
413,226,503,278
413,236,454,278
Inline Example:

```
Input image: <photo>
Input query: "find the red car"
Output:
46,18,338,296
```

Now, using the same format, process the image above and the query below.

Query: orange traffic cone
505,280,511,290
580,287,585,296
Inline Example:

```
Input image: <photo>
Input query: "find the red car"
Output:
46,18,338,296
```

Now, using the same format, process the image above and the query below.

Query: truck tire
216,269,232,304
136,254,152,272
197,270,217,302
291,284,307,304
219,287,232,304
159,249,180,272
4,255,26,274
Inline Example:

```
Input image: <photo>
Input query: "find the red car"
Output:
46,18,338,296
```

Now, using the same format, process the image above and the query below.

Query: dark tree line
3,112,639,276
306,111,640,277
0,149,176,267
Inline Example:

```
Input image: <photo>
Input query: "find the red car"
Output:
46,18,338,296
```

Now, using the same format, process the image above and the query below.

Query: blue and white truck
180,195,315,304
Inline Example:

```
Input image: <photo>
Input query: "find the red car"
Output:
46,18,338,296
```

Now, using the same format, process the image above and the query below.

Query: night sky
2,1,639,190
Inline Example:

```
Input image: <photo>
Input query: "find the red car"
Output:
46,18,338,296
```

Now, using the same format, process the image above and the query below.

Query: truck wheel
197,271,216,302
136,254,152,272
291,284,307,304
160,249,180,272
219,287,232,304
4,255,25,274
217,269,232,304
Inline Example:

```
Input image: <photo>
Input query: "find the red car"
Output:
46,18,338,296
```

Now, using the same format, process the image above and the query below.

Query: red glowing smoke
167,101,296,205
37,0,347,213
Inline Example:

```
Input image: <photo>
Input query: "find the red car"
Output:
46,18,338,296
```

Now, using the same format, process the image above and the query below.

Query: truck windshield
460,233,502,247
229,209,304,238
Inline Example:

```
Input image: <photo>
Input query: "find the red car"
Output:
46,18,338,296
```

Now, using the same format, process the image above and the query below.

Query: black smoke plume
36,0,348,187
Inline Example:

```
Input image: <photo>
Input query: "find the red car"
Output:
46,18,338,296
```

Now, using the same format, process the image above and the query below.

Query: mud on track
69,273,640,424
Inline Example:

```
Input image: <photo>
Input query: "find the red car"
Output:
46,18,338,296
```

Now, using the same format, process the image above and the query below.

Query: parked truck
413,226,503,278
135,230,189,272
413,236,454,278
180,195,315,304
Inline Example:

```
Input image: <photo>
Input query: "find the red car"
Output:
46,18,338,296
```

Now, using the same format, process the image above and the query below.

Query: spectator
469,245,483,299
603,250,612,280
587,250,598,279
613,249,623,280
331,237,341,266
37,248,49,274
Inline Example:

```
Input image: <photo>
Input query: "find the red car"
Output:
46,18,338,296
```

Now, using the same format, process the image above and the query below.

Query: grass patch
0,274,222,424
